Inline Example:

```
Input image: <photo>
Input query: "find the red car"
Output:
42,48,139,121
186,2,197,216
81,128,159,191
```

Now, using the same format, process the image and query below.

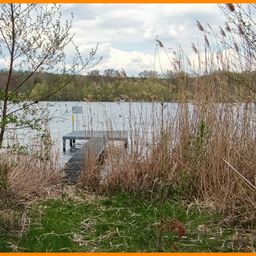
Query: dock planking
64,137,107,183
63,130,128,183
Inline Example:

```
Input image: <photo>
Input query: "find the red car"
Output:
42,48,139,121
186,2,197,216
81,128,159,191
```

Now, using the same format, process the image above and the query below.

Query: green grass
0,192,246,252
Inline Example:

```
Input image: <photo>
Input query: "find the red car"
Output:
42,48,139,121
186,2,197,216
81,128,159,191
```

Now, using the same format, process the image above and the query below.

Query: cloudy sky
63,4,226,76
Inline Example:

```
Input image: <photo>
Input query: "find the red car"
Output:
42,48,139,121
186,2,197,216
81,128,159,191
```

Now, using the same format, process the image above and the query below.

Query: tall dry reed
79,49,256,227
80,100,255,225
0,133,62,201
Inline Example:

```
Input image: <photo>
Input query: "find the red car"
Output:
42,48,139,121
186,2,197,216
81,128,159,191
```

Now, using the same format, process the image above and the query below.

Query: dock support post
63,139,66,152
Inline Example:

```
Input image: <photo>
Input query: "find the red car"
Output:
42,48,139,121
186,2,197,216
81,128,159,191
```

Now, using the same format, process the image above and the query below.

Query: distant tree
88,70,100,76
103,69,121,78
164,70,175,79
120,68,127,78
138,70,159,78
0,4,100,148
30,82,49,100
104,69,113,77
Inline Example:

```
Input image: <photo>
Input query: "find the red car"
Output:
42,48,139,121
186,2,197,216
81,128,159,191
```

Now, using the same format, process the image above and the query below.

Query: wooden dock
62,130,128,152
63,130,128,183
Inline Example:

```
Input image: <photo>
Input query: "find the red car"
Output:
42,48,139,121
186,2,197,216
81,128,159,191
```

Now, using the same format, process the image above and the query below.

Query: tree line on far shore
0,68,254,102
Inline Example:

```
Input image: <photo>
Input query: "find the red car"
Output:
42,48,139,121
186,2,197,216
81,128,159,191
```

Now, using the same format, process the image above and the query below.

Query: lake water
3,101,254,165
48,101,180,159
3,101,181,165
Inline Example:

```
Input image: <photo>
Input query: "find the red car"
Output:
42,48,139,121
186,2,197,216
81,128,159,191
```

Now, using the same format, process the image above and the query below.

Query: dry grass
78,149,102,192
0,145,63,245
0,150,62,201
78,78,256,226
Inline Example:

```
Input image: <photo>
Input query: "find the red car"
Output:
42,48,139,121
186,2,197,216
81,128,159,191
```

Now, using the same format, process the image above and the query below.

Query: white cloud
96,47,154,74
1,4,238,76
86,45,175,76
61,4,227,76
0,58,8,69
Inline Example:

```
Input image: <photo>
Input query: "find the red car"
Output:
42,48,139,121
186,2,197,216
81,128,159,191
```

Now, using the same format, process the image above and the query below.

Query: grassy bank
2,191,254,252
